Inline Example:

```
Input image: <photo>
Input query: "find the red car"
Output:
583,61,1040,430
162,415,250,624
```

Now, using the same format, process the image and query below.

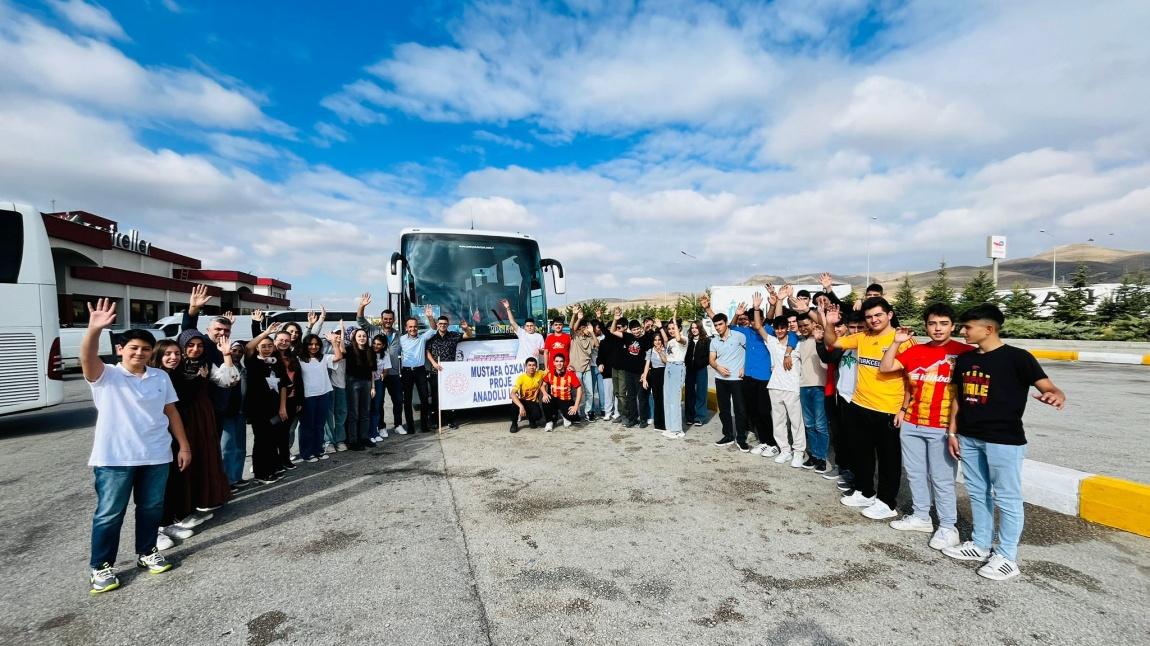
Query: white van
1,203,64,414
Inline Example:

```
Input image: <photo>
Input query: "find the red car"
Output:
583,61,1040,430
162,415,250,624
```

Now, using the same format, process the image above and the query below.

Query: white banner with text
436,358,526,410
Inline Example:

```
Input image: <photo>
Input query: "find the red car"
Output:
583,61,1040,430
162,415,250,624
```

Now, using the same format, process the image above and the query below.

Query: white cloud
207,133,281,163
49,0,126,40
609,190,738,222
0,7,285,132
474,130,533,151
442,196,536,229
1060,186,1150,227
627,277,661,287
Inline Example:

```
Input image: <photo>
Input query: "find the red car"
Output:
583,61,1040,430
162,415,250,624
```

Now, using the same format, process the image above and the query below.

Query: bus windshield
401,233,546,336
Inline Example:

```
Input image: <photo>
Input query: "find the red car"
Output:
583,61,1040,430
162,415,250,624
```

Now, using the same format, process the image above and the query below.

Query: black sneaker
639,422,648,429
737,442,751,453
510,422,520,434
234,479,251,489
448,423,460,430
282,462,298,470
802,457,817,469
714,437,735,447
813,460,828,474
230,484,240,494
623,422,637,428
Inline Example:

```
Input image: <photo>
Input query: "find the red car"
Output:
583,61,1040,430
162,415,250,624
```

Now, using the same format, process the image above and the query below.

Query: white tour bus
1,203,64,415
385,227,565,364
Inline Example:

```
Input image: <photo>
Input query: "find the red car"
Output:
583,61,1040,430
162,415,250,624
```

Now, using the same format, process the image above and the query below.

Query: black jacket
686,335,711,371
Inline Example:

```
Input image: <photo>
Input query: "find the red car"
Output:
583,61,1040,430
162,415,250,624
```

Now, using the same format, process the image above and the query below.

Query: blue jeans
901,422,957,528
684,368,709,423
369,378,385,434
301,391,332,458
577,368,594,418
589,367,604,415
325,386,347,445
799,386,829,460
599,370,616,417
959,435,1027,561
219,414,247,485
663,362,686,433
90,464,168,569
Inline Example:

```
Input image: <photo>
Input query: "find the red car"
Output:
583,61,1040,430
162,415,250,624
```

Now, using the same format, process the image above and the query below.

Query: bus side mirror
387,252,405,295
542,258,565,295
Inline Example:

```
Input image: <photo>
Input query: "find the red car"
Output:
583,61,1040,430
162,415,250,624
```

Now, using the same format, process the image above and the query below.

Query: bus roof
398,227,537,241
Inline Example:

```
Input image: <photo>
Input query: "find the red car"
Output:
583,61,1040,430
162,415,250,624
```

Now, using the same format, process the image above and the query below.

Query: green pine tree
956,270,999,313
1051,263,1092,324
841,289,857,308
891,274,920,323
922,261,955,308
1003,285,1038,319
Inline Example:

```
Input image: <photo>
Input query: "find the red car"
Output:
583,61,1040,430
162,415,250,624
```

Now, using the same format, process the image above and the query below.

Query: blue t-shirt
710,329,747,381
731,324,798,381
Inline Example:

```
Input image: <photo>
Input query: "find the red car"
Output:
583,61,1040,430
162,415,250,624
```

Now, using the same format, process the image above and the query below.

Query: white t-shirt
766,335,800,392
375,354,393,378
837,348,859,403
300,355,336,397
515,327,544,366
88,364,178,467
664,336,688,363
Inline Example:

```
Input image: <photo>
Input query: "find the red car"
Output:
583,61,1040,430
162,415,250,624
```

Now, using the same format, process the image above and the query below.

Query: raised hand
251,309,265,322
223,310,236,324
734,302,747,316
423,304,434,318
358,292,372,309
87,298,117,329
500,298,511,310
813,325,825,342
307,310,318,326
820,272,833,291
594,307,603,319
613,306,623,317
460,320,471,333
189,284,210,309
216,335,231,355
266,322,284,334
778,284,793,301
766,283,779,306
752,291,763,310
698,295,710,310
824,304,841,326
893,326,915,344
324,330,340,344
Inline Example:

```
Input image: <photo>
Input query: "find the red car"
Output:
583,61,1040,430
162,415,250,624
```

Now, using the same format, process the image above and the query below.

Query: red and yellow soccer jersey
541,369,581,401
897,340,974,428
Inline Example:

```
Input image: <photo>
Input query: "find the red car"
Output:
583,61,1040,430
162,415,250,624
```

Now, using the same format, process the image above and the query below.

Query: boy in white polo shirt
82,299,191,595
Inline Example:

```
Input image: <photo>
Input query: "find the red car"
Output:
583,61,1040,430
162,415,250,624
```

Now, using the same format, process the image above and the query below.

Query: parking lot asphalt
0,374,1147,645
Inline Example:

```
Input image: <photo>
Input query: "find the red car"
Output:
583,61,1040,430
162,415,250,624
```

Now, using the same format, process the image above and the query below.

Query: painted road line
1021,460,1090,516
1080,475,1150,538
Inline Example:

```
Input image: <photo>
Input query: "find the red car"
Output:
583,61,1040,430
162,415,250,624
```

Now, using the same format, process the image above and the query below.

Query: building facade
45,210,291,326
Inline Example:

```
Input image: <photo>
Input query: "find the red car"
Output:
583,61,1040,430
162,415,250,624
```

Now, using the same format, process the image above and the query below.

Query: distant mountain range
743,244,1150,292
590,244,1150,309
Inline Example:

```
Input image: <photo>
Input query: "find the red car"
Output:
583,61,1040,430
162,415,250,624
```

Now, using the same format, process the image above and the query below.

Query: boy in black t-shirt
942,304,1065,581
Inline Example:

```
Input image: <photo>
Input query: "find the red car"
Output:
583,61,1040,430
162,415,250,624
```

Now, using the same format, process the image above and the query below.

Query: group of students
508,274,1066,582
82,273,1064,594
81,287,471,594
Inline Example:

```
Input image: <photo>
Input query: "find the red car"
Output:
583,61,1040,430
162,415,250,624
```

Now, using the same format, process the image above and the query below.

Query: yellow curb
1143,354,1150,366
707,389,717,412
1028,349,1079,362
1079,475,1150,538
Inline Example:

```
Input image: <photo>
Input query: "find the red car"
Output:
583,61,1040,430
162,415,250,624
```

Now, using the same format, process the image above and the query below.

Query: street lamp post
1038,229,1057,287
865,216,878,287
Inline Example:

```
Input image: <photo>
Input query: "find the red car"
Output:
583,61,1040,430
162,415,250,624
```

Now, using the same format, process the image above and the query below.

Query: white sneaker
942,541,991,562
611,413,620,420
773,450,793,464
161,524,193,540
662,431,685,439
978,554,1021,581
750,444,770,455
647,418,654,425
174,512,212,530
379,428,389,438
323,443,336,454
395,425,408,435
562,418,572,428
156,532,174,551
889,515,935,533
840,491,876,508
761,445,780,457
929,527,961,550
862,501,898,520
545,422,554,432
790,452,805,468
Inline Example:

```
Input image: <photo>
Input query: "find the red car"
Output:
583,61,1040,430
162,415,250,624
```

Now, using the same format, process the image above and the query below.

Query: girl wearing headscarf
245,324,290,483
152,330,236,539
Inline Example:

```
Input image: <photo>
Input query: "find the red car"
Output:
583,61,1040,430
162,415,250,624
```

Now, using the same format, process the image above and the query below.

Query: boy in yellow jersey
879,303,972,550
823,297,913,520
510,357,546,433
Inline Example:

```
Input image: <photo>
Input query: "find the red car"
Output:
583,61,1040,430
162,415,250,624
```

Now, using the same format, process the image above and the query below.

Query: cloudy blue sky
2,0,1148,307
